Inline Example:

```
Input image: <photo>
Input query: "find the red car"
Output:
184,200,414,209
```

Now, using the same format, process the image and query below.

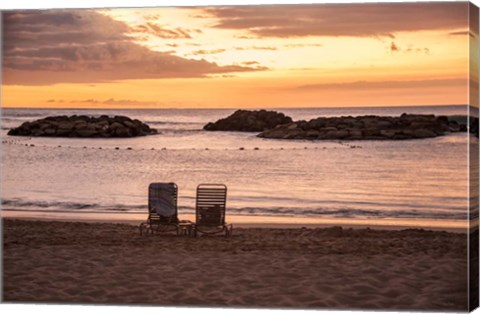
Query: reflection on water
1,106,474,227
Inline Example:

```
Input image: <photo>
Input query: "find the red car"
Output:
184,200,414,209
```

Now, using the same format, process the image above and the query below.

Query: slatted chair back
195,184,227,227
148,182,178,224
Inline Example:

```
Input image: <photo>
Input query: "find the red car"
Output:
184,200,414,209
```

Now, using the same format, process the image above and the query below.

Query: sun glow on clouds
2,3,473,108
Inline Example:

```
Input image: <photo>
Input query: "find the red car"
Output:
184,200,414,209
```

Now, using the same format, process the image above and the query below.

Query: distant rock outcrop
7,115,158,138
258,114,468,140
204,109,293,132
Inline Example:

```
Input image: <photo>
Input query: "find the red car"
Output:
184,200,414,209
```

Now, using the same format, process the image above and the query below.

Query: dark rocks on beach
7,115,158,138
258,113,470,141
203,109,292,132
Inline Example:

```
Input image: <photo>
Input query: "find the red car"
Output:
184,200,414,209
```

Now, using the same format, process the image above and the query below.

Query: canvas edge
468,1,480,312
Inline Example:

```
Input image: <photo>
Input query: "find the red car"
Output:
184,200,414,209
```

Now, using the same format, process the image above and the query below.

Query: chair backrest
195,184,227,226
148,182,178,223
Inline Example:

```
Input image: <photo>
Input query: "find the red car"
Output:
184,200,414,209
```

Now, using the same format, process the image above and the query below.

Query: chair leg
224,224,232,237
139,223,147,236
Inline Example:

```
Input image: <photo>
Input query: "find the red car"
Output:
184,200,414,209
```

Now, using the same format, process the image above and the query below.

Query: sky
1,2,477,109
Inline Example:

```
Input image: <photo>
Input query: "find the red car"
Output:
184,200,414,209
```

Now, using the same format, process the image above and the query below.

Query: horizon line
1,104,469,111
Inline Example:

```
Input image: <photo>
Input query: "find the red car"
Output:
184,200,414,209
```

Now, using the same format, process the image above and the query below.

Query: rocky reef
204,109,292,132
258,114,469,140
7,115,158,138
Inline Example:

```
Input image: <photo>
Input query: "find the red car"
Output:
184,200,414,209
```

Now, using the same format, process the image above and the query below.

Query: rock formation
258,114,467,140
204,109,292,132
7,115,157,138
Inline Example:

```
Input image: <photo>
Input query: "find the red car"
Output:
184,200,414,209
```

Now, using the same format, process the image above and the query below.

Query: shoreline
0,209,470,233
3,218,470,310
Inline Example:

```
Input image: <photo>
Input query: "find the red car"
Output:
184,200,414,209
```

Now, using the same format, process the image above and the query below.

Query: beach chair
139,182,179,235
193,184,232,237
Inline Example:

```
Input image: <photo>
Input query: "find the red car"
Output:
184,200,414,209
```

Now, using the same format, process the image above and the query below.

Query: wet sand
2,219,469,311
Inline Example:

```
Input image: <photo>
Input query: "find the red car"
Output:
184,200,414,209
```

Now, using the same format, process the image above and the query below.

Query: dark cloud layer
204,3,468,38
2,10,263,85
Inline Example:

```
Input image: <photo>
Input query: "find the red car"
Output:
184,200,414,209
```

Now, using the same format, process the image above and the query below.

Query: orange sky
1,2,476,109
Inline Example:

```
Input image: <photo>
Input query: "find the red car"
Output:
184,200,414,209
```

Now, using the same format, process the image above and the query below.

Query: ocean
1,105,476,228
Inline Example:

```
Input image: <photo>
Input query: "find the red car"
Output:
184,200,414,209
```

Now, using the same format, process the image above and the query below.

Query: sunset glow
2,2,475,108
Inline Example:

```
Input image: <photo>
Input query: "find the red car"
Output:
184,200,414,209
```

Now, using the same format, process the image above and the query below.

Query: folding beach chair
139,182,179,235
193,184,232,237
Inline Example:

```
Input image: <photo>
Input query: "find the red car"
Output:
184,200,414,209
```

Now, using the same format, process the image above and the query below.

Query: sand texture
2,219,469,311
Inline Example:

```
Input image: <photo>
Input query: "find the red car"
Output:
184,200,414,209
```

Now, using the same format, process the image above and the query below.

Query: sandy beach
2,218,470,311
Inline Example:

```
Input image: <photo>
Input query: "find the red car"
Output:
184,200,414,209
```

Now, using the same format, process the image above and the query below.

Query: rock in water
258,114,467,141
7,115,158,138
203,109,292,132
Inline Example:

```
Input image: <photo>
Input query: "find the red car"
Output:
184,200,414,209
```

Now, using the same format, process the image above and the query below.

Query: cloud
389,41,430,55
190,49,226,55
390,42,400,52
102,98,161,106
131,22,203,39
233,35,258,39
296,78,467,91
234,46,277,51
2,10,264,85
67,98,163,106
143,14,161,21
203,3,468,38
132,23,193,39
448,30,471,36
71,99,98,104
3,10,129,53
284,43,323,48
448,30,477,38
405,47,430,55
251,46,277,51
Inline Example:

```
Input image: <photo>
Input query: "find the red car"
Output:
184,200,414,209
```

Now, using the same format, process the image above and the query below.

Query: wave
145,121,204,126
154,129,204,134
227,206,467,219
1,199,143,211
1,198,467,220
2,112,47,118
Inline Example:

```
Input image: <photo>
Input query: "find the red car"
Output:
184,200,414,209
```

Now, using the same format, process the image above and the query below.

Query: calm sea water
1,105,476,224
